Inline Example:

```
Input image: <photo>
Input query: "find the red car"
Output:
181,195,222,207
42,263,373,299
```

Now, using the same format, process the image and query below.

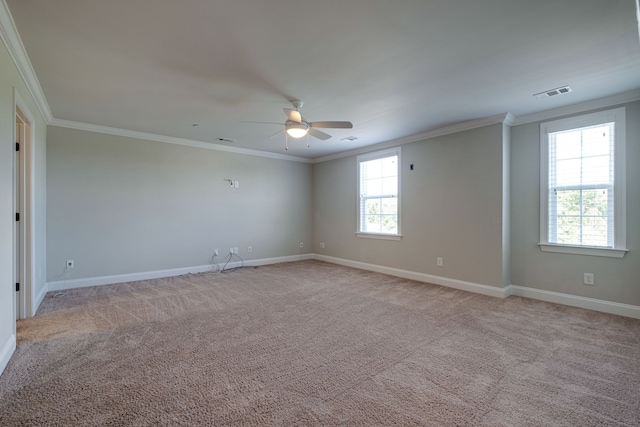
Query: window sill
356,232,402,241
538,243,628,258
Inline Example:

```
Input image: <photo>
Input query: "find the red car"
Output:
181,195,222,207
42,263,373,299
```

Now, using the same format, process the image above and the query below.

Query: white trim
49,119,312,164
508,285,640,319
46,254,313,292
311,254,640,319
14,88,38,318
0,2,52,122
356,233,402,241
514,89,640,126
357,147,402,237
34,281,48,313
539,107,626,255
538,243,627,258
636,0,640,44
314,113,512,163
0,334,16,376
313,254,509,298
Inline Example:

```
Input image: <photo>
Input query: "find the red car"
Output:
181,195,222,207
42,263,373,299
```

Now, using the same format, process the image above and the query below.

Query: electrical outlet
436,257,443,267
233,247,238,254
66,260,74,268
299,242,304,248
248,246,252,253
584,273,595,285
214,249,219,256
319,242,325,249
234,180,240,188
230,247,234,254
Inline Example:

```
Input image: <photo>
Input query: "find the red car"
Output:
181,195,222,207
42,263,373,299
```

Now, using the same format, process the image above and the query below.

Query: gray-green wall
313,101,639,307
313,123,509,288
510,101,640,306
46,126,312,281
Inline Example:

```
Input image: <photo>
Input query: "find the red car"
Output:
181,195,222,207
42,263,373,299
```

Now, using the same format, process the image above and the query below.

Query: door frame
14,89,35,320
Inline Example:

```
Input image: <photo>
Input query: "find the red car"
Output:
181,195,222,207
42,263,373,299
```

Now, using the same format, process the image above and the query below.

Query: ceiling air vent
534,85,572,99
341,136,358,141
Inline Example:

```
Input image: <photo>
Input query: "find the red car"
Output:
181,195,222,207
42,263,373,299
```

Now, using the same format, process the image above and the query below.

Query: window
540,108,627,258
357,148,401,239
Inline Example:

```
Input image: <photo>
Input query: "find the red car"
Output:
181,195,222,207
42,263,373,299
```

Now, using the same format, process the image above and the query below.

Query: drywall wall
502,123,511,288
46,126,312,281
510,101,640,306
313,123,508,288
0,35,47,373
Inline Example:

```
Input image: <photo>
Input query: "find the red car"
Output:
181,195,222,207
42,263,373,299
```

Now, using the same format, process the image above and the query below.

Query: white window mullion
357,147,401,238
539,107,627,258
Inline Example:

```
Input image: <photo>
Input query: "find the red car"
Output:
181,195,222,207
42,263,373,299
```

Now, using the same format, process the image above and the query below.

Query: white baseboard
46,254,314,292
0,334,16,377
43,254,639,319
34,283,48,315
221,254,313,271
507,285,640,319
312,254,509,298
312,254,640,319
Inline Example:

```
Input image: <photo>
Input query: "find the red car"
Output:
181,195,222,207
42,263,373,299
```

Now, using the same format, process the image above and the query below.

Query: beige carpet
0,260,638,426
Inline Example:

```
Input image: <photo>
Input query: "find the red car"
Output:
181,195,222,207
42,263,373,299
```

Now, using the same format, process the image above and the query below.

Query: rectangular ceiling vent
534,85,572,99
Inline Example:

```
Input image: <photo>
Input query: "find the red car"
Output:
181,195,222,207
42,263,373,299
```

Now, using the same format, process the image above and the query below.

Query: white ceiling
5,0,640,159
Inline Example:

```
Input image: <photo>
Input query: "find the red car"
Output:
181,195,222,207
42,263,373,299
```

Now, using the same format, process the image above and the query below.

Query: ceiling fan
244,100,353,149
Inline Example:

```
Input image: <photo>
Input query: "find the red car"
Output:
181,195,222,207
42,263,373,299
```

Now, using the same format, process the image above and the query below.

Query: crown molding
0,1,52,122
513,89,640,126
313,113,513,163
312,87,640,164
49,118,313,163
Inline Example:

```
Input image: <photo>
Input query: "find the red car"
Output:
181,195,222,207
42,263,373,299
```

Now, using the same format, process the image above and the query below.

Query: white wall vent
534,86,572,99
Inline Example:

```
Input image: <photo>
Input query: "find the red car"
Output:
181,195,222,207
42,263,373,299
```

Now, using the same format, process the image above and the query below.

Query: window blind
548,122,614,247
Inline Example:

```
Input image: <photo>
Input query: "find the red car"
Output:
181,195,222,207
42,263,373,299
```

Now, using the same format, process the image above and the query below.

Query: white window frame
356,147,402,240
539,107,627,258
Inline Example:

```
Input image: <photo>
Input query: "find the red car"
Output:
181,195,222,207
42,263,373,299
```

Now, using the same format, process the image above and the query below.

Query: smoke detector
534,85,572,99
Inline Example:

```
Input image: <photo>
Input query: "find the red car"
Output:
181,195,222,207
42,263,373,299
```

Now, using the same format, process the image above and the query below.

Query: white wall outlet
229,247,234,254
584,273,595,285
436,257,443,267
319,242,325,249
214,249,219,256
233,247,238,254
234,180,239,188
299,242,304,248
248,246,252,253
66,260,74,268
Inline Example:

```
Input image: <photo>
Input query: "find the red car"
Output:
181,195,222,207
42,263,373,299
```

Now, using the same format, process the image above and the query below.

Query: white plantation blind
540,108,627,258
548,123,615,247
358,148,400,235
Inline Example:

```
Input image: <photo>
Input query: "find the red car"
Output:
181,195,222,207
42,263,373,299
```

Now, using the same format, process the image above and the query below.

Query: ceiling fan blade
309,121,353,129
308,128,332,140
267,129,286,139
283,108,302,123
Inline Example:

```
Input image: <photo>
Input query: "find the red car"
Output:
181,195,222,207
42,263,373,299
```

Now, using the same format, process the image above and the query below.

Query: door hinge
16,282,20,292
16,142,20,151
16,212,20,221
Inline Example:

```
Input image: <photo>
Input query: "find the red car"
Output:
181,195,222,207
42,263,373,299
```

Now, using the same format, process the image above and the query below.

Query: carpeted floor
0,260,639,426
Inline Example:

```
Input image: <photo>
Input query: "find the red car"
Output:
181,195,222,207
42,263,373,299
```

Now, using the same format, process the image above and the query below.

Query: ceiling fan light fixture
286,123,309,138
